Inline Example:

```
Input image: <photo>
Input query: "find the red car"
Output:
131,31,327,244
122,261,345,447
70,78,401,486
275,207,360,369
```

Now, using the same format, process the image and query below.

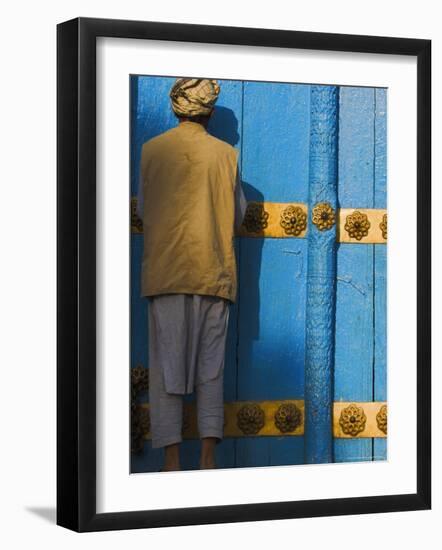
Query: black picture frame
57,17,431,532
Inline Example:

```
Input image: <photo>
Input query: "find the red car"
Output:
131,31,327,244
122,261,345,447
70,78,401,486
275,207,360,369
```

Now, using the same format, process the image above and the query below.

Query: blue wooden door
130,76,387,473
233,82,310,467
334,87,387,462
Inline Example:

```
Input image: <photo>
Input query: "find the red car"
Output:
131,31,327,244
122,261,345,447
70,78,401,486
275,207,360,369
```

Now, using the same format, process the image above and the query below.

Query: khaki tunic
140,121,240,303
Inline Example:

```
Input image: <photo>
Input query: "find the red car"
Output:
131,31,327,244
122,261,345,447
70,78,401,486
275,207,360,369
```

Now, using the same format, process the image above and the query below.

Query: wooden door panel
334,87,387,463
374,88,387,461
130,76,177,473
130,76,178,381
334,87,375,463
130,78,387,472
235,81,310,467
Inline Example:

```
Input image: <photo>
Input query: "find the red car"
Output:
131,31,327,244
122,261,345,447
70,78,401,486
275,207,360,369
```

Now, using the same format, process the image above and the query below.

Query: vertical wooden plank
304,85,339,464
374,88,387,461
236,81,310,467
239,81,310,202
334,87,375,462
130,77,243,472
130,75,177,473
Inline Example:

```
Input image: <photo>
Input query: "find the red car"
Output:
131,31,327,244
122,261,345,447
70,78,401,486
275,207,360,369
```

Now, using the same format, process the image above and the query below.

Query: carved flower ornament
280,205,307,236
139,407,150,434
131,197,143,233
376,404,388,435
339,403,367,437
274,403,302,433
379,213,387,240
344,210,371,241
131,365,149,396
131,405,150,454
312,202,336,231
237,403,265,435
130,365,150,454
242,202,269,233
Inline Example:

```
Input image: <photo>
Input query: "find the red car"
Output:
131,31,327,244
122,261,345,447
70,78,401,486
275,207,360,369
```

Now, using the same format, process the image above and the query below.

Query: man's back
139,120,240,303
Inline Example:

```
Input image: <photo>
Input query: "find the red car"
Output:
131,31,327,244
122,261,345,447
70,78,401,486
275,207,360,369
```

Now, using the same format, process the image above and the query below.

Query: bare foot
163,442,181,471
199,461,217,469
161,463,181,472
199,437,218,469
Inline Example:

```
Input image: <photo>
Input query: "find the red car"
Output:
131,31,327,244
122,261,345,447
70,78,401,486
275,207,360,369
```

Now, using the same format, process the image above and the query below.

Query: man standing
137,78,247,471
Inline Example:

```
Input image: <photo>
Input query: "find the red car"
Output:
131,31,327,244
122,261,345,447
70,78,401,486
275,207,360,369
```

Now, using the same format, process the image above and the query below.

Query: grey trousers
147,293,230,449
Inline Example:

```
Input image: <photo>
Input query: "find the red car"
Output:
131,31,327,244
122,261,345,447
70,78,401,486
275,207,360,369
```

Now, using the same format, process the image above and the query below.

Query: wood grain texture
236,81,310,467
129,77,387,473
130,76,180,473
131,77,245,472
304,85,339,464
334,87,375,463
374,88,388,460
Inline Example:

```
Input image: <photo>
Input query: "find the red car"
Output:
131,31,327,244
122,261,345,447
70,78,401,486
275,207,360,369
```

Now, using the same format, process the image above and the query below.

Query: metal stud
379,213,387,240
131,365,149,395
339,403,367,437
131,197,143,233
274,403,302,433
280,205,307,236
237,403,265,435
376,404,388,434
312,202,336,231
242,202,269,233
344,210,371,241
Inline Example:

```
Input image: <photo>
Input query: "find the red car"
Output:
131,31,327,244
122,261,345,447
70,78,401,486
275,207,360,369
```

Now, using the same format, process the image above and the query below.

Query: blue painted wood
304,86,339,464
236,81,310,467
239,81,310,203
130,77,388,472
374,88,387,461
334,87,375,463
130,76,178,473
130,75,177,379
130,76,243,472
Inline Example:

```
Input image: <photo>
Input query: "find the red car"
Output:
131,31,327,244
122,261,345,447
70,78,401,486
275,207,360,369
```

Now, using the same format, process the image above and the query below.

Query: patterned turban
169,78,220,117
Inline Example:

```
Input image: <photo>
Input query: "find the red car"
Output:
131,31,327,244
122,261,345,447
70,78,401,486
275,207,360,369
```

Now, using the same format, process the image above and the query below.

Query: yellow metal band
338,208,387,244
136,400,388,440
237,202,308,238
131,198,387,243
139,399,304,440
333,402,388,438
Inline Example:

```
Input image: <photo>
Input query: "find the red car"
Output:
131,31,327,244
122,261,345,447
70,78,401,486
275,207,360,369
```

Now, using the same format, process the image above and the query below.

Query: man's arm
234,167,248,233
